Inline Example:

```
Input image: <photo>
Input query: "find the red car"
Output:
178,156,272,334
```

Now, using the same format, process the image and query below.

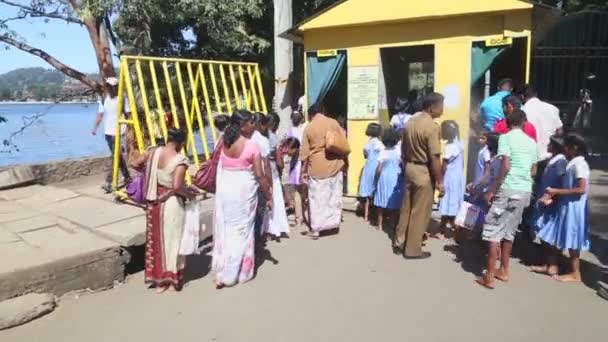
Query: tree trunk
273,0,293,138
83,17,116,84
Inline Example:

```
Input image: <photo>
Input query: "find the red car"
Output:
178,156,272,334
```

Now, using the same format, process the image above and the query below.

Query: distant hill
0,67,99,101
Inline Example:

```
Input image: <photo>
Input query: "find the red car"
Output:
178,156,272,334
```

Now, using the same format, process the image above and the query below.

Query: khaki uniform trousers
394,163,434,257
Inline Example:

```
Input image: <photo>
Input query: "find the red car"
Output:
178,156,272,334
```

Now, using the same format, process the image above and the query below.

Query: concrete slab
41,197,141,229
0,226,119,275
0,241,43,274
96,216,146,247
0,293,56,330
72,185,117,201
0,225,125,301
0,201,26,214
0,185,46,201
0,229,20,243
1,216,58,234
95,199,215,247
0,166,35,190
0,211,39,224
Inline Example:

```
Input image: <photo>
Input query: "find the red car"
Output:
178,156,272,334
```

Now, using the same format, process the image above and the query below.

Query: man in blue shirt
480,78,513,131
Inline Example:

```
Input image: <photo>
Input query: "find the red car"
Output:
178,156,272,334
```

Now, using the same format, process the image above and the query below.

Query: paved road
1,213,606,342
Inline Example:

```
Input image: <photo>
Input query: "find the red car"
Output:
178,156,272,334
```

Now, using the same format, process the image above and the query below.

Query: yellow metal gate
112,55,267,192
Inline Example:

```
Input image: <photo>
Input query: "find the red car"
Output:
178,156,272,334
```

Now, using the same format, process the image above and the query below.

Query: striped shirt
497,128,538,192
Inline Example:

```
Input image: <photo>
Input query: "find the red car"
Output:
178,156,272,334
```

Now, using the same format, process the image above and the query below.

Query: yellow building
285,0,534,196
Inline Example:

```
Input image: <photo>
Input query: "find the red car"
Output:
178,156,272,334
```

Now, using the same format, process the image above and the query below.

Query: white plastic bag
179,200,201,255
455,201,482,230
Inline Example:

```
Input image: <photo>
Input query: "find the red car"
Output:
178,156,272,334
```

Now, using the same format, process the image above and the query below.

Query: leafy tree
0,88,10,100
0,0,118,95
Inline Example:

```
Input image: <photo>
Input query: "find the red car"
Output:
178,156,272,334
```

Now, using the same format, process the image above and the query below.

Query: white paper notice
442,85,461,109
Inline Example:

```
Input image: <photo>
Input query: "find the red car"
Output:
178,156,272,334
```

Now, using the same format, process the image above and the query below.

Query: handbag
194,137,223,193
325,129,351,156
455,201,483,230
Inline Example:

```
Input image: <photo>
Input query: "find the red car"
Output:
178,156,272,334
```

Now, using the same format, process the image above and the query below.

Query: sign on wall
348,66,379,120
485,37,513,47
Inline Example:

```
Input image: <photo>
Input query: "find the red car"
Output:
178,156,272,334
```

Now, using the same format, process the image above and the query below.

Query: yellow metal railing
112,55,268,192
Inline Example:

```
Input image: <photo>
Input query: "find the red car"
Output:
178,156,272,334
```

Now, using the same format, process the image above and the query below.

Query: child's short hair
365,123,382,138
549,135,565,153
564,133,588,156
507,109,526,128
440,120,460,141
291,111,305,126
213,114,230,132
381,128,401,148
283,137,300,150
486,133,499,155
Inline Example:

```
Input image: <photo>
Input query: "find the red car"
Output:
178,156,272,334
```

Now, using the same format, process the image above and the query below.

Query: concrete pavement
0,174,213,301
0,212,606,342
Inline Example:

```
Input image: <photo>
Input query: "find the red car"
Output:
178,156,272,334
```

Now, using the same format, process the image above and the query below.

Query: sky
0,5,115,75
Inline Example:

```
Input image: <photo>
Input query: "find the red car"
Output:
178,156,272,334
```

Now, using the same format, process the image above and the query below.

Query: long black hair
224,110,253,148
167,128,186,145
213,114,230,132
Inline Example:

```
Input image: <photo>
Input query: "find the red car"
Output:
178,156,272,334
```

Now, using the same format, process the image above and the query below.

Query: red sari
143,148,189,289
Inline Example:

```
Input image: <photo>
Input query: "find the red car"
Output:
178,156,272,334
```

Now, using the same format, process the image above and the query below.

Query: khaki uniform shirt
300,114,345,179
402,112,441,165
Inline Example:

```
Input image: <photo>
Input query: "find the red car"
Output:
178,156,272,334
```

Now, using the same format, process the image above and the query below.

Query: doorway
380,45,435,118
468,37,528,180
306,50,348,126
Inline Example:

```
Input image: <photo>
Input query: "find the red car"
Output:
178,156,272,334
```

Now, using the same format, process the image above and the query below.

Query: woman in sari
300,103,346,239
213,110,272,288
144,128,194,293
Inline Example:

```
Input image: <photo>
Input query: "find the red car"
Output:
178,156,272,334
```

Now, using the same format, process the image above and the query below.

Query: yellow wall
346,47,379,196
303,11,532,197
300,0,532,31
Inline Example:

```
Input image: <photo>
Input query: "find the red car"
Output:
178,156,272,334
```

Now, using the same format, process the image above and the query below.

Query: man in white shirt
91,77,131,193
522,84,564,161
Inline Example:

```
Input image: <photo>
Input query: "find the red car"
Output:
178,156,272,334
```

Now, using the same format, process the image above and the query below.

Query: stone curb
0,293,56,330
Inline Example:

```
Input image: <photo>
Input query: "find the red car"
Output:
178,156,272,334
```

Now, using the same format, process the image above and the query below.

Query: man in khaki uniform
394,92,445,259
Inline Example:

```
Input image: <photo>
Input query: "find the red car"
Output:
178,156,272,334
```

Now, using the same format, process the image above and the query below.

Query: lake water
0,103,215,167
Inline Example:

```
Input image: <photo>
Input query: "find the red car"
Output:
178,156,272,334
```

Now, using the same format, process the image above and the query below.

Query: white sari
263,161,290,237
212,141,259,286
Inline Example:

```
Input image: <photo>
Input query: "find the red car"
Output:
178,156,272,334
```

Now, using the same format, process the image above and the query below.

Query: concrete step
0,166,36,190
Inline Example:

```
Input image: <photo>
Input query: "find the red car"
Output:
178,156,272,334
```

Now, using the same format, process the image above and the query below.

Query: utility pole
273,0,293,138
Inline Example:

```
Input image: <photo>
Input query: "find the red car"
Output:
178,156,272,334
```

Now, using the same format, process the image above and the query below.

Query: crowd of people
107,97,346,292
357,79,591,290
94,75,591,293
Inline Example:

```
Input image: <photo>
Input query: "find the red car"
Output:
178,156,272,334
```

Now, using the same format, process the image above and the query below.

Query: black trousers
105,134,130,184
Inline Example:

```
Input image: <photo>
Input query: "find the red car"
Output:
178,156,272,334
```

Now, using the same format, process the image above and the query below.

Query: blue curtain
306,51,347,106
471,46,505,85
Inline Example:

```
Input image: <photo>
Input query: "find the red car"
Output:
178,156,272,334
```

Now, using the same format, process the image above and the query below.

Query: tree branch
0,34,102,94
0,0,83,25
